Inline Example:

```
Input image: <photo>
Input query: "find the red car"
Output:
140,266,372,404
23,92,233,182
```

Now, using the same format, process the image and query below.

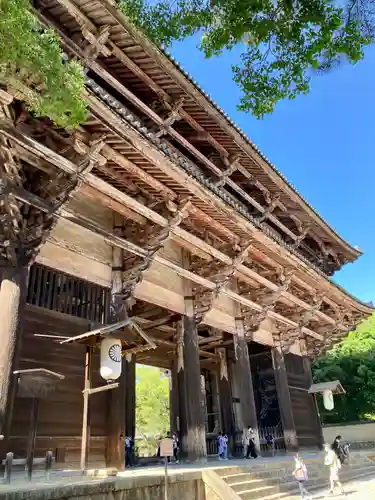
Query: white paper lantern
323,389,334,411
100,338,122,381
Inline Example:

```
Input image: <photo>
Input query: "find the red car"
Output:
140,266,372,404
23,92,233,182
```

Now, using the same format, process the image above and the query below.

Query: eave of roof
101,0,361,261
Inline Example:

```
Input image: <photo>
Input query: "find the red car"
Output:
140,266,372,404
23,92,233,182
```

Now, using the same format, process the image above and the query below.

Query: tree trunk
0,265,29,448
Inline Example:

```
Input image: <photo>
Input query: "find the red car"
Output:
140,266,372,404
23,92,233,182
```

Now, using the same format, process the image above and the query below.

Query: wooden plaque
160,438,173,457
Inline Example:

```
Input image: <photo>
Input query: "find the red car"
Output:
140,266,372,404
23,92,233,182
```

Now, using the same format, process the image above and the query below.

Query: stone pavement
292,474,375,499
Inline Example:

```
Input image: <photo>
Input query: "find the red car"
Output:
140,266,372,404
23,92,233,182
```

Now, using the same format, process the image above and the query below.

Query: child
293,454,312,499
324,443,345,495
222,433,229,460
217,432,224,460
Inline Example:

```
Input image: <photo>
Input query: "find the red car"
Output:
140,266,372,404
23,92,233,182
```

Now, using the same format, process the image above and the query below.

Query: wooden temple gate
0,0,372,469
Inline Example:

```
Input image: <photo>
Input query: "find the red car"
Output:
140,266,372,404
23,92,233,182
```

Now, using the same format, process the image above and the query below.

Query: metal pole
80,345,92,472
164,456,168,500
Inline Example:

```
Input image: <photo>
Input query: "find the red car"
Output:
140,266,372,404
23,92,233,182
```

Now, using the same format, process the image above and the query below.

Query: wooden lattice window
27,264,111,323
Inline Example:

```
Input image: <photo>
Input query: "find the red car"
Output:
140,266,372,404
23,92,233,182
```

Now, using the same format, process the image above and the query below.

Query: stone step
223,463,375,486
237,484,280,499
225,465,375,500
242,490,298,500
282,468,375,499
227,477,265,488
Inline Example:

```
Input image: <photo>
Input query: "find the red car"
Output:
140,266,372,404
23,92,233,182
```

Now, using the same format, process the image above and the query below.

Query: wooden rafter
1,122,367,336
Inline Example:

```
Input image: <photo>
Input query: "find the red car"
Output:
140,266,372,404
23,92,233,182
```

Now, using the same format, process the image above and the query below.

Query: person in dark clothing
245,426,258,459
125,436,133,467
332,435,349,465
172,434,180,464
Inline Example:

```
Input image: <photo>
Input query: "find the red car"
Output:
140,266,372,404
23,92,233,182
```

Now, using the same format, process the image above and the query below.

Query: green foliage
135,364,170,456
0,0,87,128
119,0,371,118
313,313,375,424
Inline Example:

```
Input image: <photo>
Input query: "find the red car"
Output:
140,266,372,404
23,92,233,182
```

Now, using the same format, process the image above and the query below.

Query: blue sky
170,39,375,304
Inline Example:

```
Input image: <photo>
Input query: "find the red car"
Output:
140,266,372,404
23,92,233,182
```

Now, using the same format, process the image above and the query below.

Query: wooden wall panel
10,306,107,463
134,278,185,314
49,219,112,266
142,261,185,296
159,239,183,263
204,309,236,334
37,240,112,287
67,191,113,229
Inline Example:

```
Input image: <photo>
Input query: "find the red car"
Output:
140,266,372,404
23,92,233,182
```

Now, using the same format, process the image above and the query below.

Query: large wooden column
0,265,29,453
217,348,235,453
233,286,259,450
170,361,179,434
271,344,298,452
177,251,207,462
234,325,258,427
303,355,324,449
124,354,136,440
105,216,126,469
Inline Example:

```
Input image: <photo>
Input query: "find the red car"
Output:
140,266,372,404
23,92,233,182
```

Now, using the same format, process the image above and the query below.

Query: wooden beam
0,128,358,335
37,2,298,243
92,22,298,241
84,89,309,279
141,314,180,330
94,0,360,261
5,182,325,342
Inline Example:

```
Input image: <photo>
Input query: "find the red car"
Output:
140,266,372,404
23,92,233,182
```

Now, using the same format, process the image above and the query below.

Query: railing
27,264,111,323
259,424,286,455
2,451,54,484
206,435,219,456
206,425,286,458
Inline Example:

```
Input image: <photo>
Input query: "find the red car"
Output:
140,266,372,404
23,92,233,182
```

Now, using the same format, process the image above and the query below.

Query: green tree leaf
313,313,375,424
0,0,87,128
135,364,170,455
119,0,372,118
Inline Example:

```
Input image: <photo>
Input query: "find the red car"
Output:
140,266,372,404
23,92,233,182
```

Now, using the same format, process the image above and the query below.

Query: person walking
332,435,350,465
293,454,312,499
324,443,345,495
243,426,258,459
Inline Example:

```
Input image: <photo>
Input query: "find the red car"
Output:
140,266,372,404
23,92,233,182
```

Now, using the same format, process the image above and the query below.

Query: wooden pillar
176,251,207,462
271,344,298,452
303,355,324,449
176,322,188,451
0,265,29,453
105,215,126,469
217,348,235,453
233,284,259,451
210,371,221,433
170,361,179,434
178,313,207,462
124,354,136,440
234,326,259,431
105,359,126,469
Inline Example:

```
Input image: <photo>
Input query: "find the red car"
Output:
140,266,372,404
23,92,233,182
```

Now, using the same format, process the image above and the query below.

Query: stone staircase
214,451,375,500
